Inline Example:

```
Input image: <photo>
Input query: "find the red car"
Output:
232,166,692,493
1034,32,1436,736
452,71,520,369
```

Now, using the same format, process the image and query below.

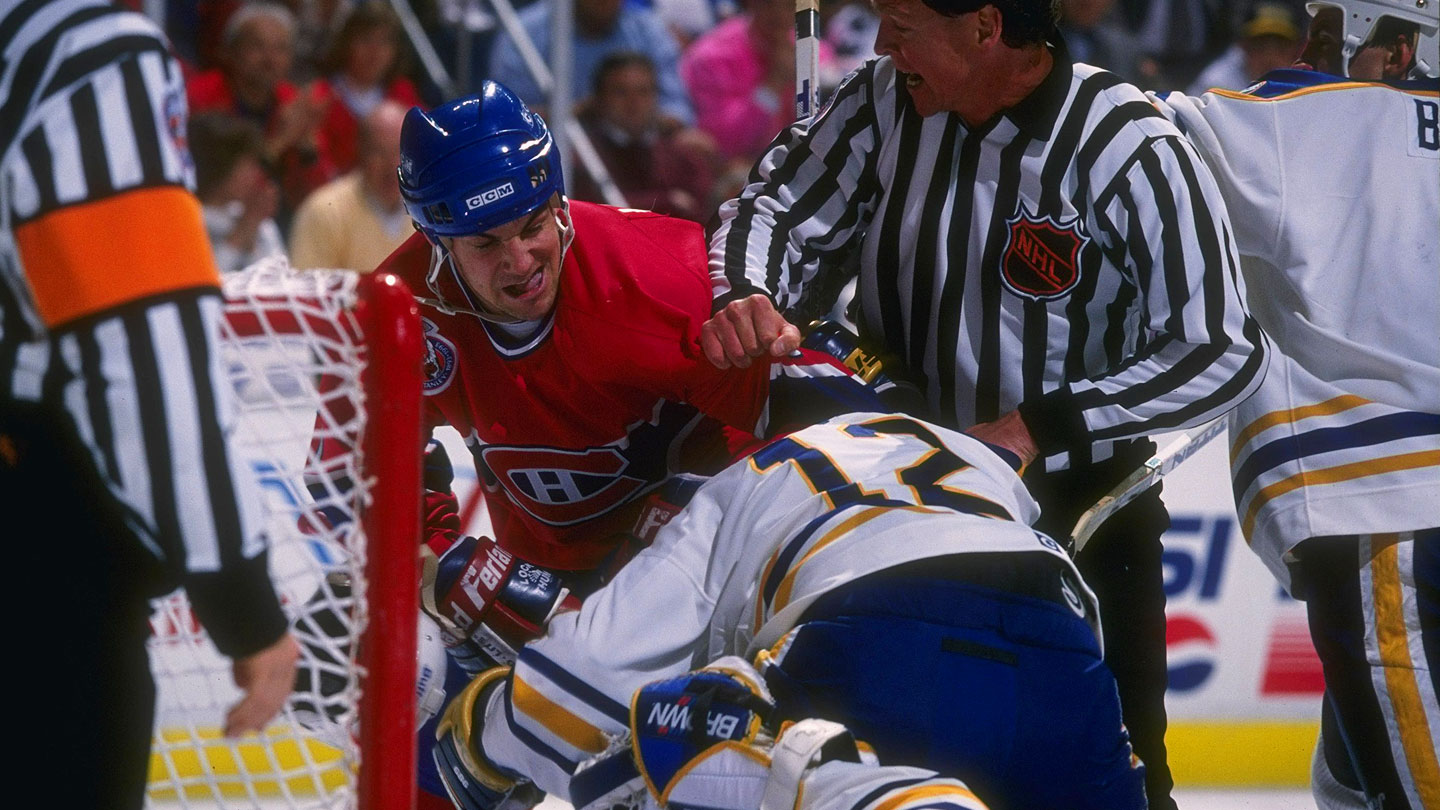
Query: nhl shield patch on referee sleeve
999,203,1088,300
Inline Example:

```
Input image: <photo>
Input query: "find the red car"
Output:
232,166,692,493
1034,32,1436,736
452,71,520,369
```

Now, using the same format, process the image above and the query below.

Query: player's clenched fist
700,293,801,369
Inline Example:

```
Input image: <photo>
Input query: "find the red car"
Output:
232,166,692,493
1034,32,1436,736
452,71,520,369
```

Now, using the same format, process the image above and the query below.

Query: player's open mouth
904,72,924,89
503,269,544,299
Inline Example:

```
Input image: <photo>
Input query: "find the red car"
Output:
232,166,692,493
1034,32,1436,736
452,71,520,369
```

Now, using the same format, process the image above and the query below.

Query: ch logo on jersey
481,445,649,526
421,317,457,394
478,401,698,527
999,203,1088,301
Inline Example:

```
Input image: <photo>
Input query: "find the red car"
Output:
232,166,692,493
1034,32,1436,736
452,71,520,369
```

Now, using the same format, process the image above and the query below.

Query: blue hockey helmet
398,81,566,242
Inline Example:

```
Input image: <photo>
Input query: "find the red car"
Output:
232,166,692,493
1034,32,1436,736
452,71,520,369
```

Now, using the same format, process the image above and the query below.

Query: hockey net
145,260,423,810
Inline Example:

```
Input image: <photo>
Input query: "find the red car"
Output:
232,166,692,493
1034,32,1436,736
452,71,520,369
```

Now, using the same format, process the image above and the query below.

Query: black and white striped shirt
0,0,283,655
712,44,1268,471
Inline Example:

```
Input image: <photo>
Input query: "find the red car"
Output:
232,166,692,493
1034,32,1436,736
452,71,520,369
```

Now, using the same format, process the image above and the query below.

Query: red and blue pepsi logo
1161,514,1230,694
1166,614,1218,693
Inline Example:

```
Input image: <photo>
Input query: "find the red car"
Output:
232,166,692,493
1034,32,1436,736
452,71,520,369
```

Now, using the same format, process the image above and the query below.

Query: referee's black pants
1027,443,1178,810
3,403,157,810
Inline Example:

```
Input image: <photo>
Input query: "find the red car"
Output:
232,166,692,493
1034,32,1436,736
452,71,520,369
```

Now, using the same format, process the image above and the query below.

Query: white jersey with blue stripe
1153,73,1440,588
476,412,1096,801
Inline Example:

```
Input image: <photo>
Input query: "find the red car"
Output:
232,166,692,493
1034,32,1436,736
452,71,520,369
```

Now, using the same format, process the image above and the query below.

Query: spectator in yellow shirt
289,101,410,271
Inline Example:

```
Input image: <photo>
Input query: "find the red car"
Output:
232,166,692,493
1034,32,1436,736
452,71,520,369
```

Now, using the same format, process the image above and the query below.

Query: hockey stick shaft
1070,417,1228,554
795,0,820,119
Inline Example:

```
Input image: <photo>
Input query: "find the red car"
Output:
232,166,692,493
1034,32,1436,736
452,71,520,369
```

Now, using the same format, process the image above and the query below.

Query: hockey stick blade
1070,418,1227,554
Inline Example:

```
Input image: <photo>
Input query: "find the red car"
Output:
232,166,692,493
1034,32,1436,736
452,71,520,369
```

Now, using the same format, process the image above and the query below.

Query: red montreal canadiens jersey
380,203,772,570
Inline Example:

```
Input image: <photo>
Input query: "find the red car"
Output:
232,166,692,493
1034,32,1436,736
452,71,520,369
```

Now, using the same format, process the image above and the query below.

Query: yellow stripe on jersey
769,506,934,619
647,741,771,804
510,676,610,755
1241,451,1440,538
871,782,988,810
1229,395,1371,462
13,186,220,328
1369,534,1440,808
1210,83,1440,102
754,506,888,630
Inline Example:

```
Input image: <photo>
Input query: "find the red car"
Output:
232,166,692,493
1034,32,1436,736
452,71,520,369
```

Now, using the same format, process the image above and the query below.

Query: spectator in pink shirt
680,0,832,163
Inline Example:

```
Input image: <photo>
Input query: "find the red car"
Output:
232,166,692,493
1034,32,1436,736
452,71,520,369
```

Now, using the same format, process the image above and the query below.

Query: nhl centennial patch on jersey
999,203,1088,300
164,86,193,177
422,318,457,394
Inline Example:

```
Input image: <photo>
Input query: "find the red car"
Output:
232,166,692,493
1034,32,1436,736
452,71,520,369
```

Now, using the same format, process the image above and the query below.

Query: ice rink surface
539,788,1323,810
534,788,1323,810
1171,789,1316,809
149,785,1322,809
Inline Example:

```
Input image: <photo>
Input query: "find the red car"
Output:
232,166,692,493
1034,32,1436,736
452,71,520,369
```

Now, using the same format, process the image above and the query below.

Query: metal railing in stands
388,0,628,207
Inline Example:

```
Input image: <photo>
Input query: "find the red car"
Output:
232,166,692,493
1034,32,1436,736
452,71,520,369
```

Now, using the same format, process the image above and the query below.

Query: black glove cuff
185,550,288,658
1016,390,1089,457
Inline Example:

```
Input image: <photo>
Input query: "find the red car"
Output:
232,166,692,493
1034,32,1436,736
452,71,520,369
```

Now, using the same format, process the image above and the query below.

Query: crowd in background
130,0,1307,271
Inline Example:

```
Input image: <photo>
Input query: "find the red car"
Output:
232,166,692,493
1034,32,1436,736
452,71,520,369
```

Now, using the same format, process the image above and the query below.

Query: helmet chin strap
556,196,576,265
1339,29,1368,76
419,197,574,326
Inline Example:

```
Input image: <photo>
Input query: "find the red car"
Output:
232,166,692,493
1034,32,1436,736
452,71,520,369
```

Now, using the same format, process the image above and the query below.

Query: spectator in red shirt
571,52,719,223
187,2,335,218
312,1,424,175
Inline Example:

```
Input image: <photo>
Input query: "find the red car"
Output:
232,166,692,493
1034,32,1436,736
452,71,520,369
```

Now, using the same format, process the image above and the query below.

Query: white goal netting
145,261,419,809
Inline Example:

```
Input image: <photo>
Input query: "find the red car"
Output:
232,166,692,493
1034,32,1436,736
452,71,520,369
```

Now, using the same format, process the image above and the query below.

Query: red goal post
145,261,423,810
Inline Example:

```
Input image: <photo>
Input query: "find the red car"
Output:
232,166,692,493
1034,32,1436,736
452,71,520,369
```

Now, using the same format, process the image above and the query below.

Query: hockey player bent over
432,413,1147,810
1151,3,1439,807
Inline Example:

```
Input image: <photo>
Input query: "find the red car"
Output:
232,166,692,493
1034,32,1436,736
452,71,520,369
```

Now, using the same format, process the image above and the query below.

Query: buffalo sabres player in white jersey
426,413,1146,810
1152,2,1439,807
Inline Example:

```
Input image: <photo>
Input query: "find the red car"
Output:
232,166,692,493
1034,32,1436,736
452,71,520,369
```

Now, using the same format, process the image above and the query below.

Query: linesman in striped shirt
0,2,298,807
702,0,1269,805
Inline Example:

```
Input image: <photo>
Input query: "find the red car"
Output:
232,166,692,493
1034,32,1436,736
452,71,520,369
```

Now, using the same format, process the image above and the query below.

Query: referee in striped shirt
702,0,1268,805
1,2,298,807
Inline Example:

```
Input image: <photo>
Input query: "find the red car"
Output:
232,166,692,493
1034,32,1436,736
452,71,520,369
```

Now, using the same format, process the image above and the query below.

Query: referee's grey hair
919,0,1059,46
222,2,298,48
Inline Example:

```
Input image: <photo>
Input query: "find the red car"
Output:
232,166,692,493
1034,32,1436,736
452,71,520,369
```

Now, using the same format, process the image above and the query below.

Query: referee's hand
966,410,1040,472
700,294,801,369
224,631,301,737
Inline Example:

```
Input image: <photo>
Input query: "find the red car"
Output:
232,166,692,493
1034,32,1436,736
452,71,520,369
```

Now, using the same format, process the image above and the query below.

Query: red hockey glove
421,536,580,675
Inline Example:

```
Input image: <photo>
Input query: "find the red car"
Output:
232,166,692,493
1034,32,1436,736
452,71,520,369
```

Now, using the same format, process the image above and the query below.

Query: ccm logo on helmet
466,182,516,210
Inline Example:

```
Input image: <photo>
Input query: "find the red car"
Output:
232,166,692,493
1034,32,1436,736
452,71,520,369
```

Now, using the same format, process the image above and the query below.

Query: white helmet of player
1306,0,1439,77
416,613,450,727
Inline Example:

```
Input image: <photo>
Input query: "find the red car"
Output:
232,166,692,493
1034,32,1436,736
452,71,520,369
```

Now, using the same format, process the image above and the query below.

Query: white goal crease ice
145,259,424,810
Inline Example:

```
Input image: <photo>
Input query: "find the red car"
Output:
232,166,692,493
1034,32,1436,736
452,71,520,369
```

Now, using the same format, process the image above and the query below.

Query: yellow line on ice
1167,721,1318,787
145,727,349,801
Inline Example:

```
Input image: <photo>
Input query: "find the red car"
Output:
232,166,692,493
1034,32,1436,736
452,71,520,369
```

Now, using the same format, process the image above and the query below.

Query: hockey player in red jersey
385,82,880,579
379,81,885,806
